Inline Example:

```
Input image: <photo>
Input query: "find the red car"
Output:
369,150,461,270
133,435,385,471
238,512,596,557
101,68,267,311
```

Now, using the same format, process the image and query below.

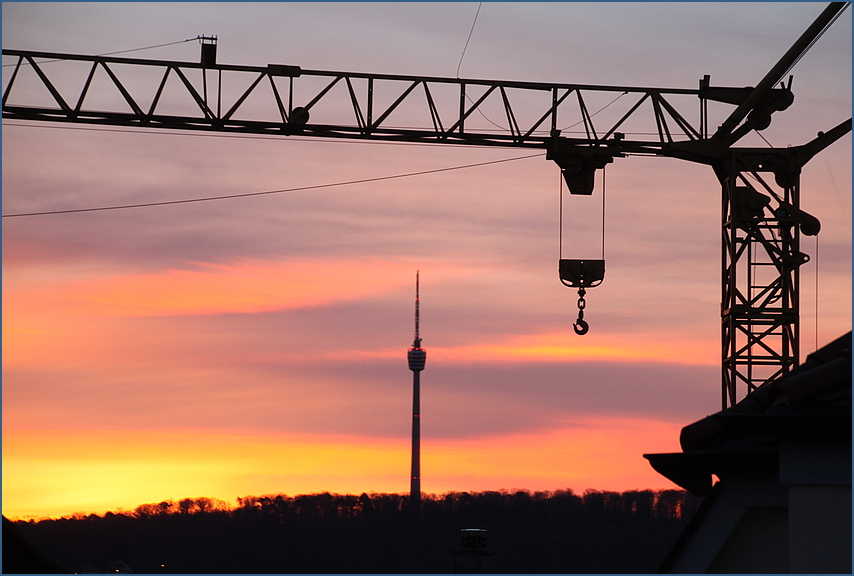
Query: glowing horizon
3,417,684,521
3,2,849,523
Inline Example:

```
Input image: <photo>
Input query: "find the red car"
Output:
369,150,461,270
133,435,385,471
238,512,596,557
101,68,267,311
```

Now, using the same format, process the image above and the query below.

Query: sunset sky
3,2,851,520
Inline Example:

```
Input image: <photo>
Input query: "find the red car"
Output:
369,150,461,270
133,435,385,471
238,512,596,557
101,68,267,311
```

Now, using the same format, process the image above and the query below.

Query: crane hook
573,287,590,335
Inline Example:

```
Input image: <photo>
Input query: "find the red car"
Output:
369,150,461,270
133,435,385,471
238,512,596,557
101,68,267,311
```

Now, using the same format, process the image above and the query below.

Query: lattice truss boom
3,49,742,151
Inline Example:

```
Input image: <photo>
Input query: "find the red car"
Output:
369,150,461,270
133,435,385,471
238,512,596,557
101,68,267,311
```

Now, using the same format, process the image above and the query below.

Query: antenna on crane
197,35,217,67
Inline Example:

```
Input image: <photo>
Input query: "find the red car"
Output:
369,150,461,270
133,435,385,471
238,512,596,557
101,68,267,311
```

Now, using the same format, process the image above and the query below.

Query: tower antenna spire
414,270,421,348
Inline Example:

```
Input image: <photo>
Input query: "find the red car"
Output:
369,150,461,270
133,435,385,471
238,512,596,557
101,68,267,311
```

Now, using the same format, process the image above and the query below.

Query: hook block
559,259,605,288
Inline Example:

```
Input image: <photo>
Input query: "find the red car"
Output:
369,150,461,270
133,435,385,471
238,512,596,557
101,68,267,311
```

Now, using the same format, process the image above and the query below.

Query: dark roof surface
645,331,851,495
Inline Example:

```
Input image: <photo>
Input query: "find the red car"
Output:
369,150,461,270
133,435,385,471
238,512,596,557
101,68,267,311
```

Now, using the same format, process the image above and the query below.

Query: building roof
645,331,851,496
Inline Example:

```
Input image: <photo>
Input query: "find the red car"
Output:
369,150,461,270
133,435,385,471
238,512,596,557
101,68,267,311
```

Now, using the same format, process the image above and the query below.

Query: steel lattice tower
406,272,426,509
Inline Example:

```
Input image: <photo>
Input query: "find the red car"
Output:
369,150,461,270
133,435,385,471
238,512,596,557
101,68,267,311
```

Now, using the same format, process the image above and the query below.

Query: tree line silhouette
12,488,700,573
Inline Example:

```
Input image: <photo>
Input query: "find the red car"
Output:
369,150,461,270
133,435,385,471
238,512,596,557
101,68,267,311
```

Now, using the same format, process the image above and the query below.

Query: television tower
407,271,426,509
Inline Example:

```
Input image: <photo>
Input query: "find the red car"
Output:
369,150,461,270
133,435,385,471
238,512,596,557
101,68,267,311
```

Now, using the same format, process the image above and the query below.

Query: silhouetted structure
2,515,67,573
452,528,493,573
646,331,851,573
407,272,426,510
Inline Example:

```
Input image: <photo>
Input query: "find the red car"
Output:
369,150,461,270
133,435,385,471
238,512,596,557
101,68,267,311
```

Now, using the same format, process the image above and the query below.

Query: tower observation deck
407,272,425,509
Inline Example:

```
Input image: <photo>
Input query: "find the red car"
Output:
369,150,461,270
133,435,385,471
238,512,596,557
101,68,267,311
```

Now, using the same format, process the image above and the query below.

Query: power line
2,153,543,218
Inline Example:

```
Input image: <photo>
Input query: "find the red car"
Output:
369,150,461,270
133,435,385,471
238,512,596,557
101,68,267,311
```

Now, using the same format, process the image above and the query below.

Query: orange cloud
4,254,716,369
345,331,717,366
2,257,426,369
436,332,718,365
6,258,423,318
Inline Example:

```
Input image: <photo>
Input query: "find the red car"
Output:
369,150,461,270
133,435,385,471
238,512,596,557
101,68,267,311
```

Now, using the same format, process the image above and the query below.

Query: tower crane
3,3,850,408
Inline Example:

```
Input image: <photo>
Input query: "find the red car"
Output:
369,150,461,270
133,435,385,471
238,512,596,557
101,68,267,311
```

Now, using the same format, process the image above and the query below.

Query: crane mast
3,3,850,408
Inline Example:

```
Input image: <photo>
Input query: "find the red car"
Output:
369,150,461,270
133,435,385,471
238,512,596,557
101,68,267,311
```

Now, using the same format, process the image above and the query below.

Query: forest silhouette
10,488,700,573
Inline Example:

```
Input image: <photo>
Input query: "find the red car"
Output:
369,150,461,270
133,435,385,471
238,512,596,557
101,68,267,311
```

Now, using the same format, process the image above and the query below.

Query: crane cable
1,37,200,68
776,2,850,85
558,167,606,260
559,162,606,336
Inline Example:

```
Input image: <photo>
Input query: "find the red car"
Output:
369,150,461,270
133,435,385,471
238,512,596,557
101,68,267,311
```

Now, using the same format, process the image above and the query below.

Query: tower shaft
410,370,421,507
